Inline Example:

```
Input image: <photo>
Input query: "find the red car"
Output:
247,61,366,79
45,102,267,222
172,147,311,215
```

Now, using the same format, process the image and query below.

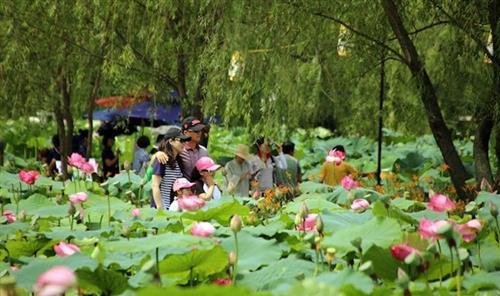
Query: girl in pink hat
170,177,206,212
193,156,222,200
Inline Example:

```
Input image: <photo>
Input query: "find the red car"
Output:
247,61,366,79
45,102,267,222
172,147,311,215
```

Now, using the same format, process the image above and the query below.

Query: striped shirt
152,160,183,210
179,144,208,181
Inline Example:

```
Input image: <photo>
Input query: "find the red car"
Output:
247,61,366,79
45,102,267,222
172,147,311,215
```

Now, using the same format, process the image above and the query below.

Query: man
179,116,208,181
280,141,302,188
224,144,252,197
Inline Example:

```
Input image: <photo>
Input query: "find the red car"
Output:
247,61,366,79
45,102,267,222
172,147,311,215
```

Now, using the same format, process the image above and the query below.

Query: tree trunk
488,0,500,188
381,0,472,200
59,72,73,180
87,71,101,159
474,113,494,185
53,105,66,178
496,124,500,185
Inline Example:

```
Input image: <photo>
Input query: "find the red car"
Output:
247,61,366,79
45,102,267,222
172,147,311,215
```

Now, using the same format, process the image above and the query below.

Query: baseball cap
182,116,205,132
195,156,221,172
173,178,196,192
164,127,191,142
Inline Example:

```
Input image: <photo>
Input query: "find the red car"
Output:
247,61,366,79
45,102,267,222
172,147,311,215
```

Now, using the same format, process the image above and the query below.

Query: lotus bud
18,210,26,221
315,215,324,233
435,221,453,237
299,203,309,219
228,251,237,266
68,202,76,216
490,202,498,217
350,237,362,250
359,261,373,274
314,236,322,250
294,213,303,227
123,160,131,171
230,215,242,233
326,248,336,264
121,225,130,237
396,268,410,289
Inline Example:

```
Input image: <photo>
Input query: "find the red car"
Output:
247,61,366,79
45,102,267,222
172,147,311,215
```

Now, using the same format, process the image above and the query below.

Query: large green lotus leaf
43,228,110,241
372,201,417,225
84,192,129,217
136,285,268,296
274,278,340,296
0,222,29,236
220,231,282,272
322,217,402,254
463,271,500,292
283,195,342,214
159,245,227,282
17,193,67,218
299,181,332,193
0,170,27,189
103,171,143,188
476,191,500,209
321,210,373,233
469,239,500,272
103,232,213,253
77,265,129,295
12,253,98,289
362,245,401,280
5,237,50,258
103,252,147,269
391,198,417,211
408,209,447,221
238,256,315,291
314,269,374,295
181,200,249,225
34,176,64,191
244,219,286,237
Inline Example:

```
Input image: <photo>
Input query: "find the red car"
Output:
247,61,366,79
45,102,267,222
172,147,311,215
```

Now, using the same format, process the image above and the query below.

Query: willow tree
0,0,116,175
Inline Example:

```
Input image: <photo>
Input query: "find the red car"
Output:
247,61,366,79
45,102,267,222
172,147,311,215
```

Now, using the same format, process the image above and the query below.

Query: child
170,177,205,212
194,156,222,200
133,135,151,176
319,145,357,186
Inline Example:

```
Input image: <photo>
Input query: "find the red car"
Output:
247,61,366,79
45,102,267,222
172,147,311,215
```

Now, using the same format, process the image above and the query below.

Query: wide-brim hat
235,144,250,160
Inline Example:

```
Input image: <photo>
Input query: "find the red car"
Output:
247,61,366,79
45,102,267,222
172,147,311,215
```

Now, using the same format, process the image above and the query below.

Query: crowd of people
38,116,358,211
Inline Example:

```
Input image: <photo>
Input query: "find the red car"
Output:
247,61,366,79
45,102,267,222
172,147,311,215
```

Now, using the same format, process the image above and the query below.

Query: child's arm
318,163,327,183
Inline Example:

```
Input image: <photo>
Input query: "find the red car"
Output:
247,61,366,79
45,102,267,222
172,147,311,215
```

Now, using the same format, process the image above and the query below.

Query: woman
251,137,287,192
101,136,120,178
224,144,252,197
151,127,190,210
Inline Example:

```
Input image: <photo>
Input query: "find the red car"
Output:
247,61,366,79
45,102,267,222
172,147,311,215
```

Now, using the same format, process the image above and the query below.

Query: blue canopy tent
90,101,181,136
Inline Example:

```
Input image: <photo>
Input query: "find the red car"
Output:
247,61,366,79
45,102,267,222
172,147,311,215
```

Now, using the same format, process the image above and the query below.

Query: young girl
170,177,206,212
194,156,222,200
319,145,358,186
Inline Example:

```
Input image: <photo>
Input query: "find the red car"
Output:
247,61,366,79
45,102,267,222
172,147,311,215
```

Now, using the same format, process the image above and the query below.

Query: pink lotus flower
418,219,449,240
33,266,77,296
68,153,86,169
19,170,40,185
454,219,483,242
2,210,16,223
326,149,346,165
69,192,87,204
428,190,455,212
341,176,359,190
351,198,370,212
131,208,140,217
296,214,317,232
213,278,232,286
178,195,206,211
53,242,80,257
390,244,420,261
191,222,216,237
80,161,97,175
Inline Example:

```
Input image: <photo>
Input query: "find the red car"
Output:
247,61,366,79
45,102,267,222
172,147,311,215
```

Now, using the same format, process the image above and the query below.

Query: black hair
52,134,60,148
332,145,345,153
158,138,179,169
156,134,164,144
137,136,151,149
102,136,114,147
282,141,295,154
